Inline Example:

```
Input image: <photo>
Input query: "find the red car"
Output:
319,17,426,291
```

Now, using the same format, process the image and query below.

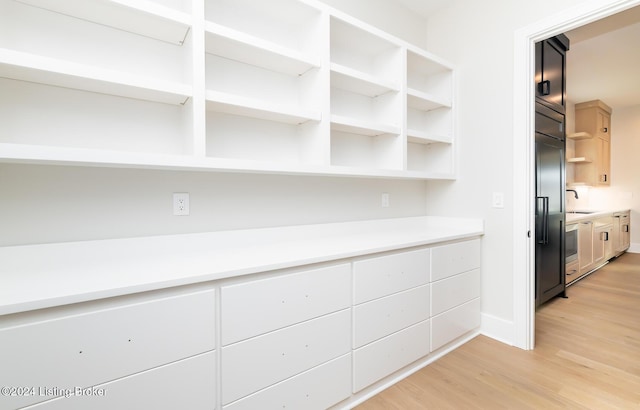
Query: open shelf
205,22,319,76
331,115,399,137
407,88,451,111
330,17,401,85
16,0,191,45
567,157,593,163
567,132,593,140
1,1,457,181
331,63,399,97
0,49,191,105
205,90,320,125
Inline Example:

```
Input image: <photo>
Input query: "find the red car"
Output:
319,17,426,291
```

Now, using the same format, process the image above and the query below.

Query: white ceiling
392,0,451,17
566,6,640,110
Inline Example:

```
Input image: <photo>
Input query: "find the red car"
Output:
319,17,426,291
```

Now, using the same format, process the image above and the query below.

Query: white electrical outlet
381,193,390,208
173,192,190,216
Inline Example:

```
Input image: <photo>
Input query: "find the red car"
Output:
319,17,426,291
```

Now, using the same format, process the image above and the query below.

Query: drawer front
353,320,430,393
354,248,429,304
431,239,481,282
431,298,480,351
0,289,216,410
431,269,480,316
25,352,216,410
224,354,351,410
222,309,351,405
353,285,430,348
221,263,351,345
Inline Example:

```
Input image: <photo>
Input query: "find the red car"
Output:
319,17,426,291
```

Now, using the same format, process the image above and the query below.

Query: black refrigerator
535,102,566,306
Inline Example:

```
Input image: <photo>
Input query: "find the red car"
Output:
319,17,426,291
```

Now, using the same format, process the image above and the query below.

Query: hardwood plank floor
356,252,640,409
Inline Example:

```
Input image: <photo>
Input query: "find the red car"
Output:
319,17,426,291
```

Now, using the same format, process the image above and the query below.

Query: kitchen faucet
566,189,579,199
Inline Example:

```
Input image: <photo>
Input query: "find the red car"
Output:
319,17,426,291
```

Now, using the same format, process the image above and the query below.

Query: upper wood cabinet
535,34,570,114
573,100,612,186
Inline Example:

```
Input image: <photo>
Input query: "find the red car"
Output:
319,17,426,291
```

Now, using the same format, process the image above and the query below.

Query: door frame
512,0,640,350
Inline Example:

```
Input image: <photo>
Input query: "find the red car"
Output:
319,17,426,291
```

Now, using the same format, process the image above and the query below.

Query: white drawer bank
0,216,483,410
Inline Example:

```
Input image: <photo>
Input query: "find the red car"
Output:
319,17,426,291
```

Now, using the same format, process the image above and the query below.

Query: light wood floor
356,252,640,409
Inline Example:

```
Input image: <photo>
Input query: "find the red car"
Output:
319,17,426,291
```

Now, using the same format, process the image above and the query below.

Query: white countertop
0,216,483,316
565,209,630,224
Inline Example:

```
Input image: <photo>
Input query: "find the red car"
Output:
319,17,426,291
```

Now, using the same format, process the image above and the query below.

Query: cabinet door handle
601,232,609,241
538,80,551,96
623,225,629,232
602,127,608,133
567,269,577,276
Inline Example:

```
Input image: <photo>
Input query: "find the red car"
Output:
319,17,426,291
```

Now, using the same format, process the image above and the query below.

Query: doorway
513,0,640,350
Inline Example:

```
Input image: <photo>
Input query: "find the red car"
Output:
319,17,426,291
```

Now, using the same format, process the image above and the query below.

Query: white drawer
431,298,480,351
222,309,351,405
431,269,480,316
224,354,351,410
24,352,216,410
0,288,216,410
353,285,430,348
354,248,429,304
221,263,351,345
353,320,430,393
431,239,481,281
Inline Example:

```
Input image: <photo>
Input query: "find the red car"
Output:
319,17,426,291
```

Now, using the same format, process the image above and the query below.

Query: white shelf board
407,129,452,144
407,88,450,111
205,22,320,76
330,63,399,97
205,90,320,124
567,132,593,140
567,157,592,163
16,0,191,45
0,143,450,180
0,48,192,105
330,115,399,136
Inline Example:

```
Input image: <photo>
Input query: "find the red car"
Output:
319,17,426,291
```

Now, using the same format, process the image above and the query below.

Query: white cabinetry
0,286,216,410
220,263,352,408
0,219,482,409
430,240,481,351
0,0,456,180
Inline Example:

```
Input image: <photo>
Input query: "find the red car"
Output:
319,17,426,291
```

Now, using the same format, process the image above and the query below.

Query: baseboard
627,243,640,253
480,312,514,346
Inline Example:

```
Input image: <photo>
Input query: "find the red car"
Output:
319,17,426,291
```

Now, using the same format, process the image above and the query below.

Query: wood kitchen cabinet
573,100,612,186
613,211,631,255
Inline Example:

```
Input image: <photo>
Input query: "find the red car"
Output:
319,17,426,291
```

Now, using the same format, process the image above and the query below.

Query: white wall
0,164,427,246
317,0,428,48
610,105,640,249
423,0,587,342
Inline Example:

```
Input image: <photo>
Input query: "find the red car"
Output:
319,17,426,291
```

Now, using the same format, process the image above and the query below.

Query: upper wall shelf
15,0,191,45
204,22,320,76
0,48,192,105
1,0,457,181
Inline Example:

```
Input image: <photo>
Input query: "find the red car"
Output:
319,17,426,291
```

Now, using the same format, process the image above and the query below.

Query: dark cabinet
535,34,570,114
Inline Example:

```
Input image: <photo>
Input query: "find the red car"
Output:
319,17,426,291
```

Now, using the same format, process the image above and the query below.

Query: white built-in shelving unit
0,0,456,180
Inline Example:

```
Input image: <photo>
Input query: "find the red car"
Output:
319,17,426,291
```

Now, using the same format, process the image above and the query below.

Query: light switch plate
492,192,504,208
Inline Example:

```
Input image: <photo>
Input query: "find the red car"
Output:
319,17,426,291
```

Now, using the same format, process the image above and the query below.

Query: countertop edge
0,216,484,316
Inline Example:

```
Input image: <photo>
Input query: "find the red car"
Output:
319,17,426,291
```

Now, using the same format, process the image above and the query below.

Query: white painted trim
513,0,640,350
480,312,514,346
